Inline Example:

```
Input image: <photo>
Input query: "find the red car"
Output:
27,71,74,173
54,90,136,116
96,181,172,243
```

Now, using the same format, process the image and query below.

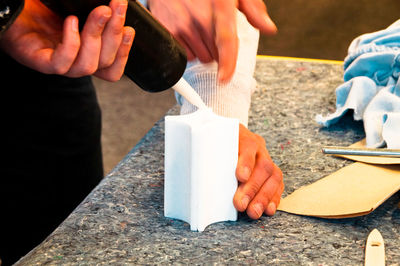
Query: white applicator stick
172,78,208,110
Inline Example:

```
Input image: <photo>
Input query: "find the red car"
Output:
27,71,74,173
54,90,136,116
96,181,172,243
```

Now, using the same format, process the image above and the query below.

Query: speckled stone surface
17,58,400,265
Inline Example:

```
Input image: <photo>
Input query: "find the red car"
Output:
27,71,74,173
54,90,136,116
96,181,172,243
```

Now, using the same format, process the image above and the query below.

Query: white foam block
164,108,239,231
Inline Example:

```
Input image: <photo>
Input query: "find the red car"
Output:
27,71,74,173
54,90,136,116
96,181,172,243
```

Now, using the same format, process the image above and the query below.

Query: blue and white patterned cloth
316,19,400,148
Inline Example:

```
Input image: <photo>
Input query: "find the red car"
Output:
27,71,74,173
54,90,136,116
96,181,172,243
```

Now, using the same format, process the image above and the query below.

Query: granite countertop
17,58,400,265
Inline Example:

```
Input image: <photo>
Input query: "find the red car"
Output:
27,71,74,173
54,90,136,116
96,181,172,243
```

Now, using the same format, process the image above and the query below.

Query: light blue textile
316,19,400,148
137,0,147,8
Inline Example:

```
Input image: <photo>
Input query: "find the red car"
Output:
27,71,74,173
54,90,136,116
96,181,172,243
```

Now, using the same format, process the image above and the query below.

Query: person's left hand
148,0,277,82
233,124,284,219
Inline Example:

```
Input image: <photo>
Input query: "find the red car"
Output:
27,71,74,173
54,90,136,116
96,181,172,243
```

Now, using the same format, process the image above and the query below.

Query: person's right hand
0,0,134,82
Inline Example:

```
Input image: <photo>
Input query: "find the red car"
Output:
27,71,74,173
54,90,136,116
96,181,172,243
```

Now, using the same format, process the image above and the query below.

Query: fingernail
264,15,277,32
241,196,250,209
253,203,264,218
123,31,132,44
99,14,110,26
71,17,79,32
117,2,128,16
266,202,276,216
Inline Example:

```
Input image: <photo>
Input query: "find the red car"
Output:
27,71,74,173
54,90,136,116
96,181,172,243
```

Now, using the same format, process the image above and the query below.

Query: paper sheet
332,139,400,164
277,162,400,218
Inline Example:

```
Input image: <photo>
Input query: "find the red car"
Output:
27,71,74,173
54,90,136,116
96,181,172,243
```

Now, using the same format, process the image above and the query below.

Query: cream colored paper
277,162,400,218
333,139,400,164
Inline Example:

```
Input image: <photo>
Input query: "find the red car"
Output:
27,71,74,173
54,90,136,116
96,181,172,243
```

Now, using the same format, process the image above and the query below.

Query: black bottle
0,0,24,38
40,0,187,92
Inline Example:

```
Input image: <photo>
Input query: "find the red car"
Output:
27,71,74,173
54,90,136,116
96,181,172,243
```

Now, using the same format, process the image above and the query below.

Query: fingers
213,0,239,82
266,181,284,216
98,0,128,68
29,15,80,74
62,1,132,80
148,0,238,81
238,0,277,35
49,16,81,74
233,125,284,219
247,165,283,219
95,26,135,81
176,35,196,61
179,19,214,63
169,2,216,63
187,4,219,63
66,5,112,77
2,0,131,80
236,124,258,182
194,22,219,63
233,150,276,213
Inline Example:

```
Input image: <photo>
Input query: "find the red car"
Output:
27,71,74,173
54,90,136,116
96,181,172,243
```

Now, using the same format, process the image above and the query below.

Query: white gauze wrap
177,11,259,127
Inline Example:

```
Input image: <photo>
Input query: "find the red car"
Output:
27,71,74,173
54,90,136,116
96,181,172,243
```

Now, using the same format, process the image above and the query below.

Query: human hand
0,0,134,81
147,0,277,82
233,124,284,219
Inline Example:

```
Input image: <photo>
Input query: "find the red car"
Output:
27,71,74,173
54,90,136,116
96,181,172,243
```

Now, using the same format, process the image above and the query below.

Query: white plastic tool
172,78,208,110
365,228,385,266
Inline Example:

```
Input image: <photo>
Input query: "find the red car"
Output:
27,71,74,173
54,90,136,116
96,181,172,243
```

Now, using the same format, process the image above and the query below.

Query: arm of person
176,10,284,219
139,0,283,218
0,0,134,81
147,0,277,82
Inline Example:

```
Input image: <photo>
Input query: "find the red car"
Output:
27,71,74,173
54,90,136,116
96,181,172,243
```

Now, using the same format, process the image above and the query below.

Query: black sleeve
0,0,24,38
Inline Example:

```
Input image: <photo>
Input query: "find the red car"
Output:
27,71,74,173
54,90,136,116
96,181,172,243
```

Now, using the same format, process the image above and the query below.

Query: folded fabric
316,19,400,148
